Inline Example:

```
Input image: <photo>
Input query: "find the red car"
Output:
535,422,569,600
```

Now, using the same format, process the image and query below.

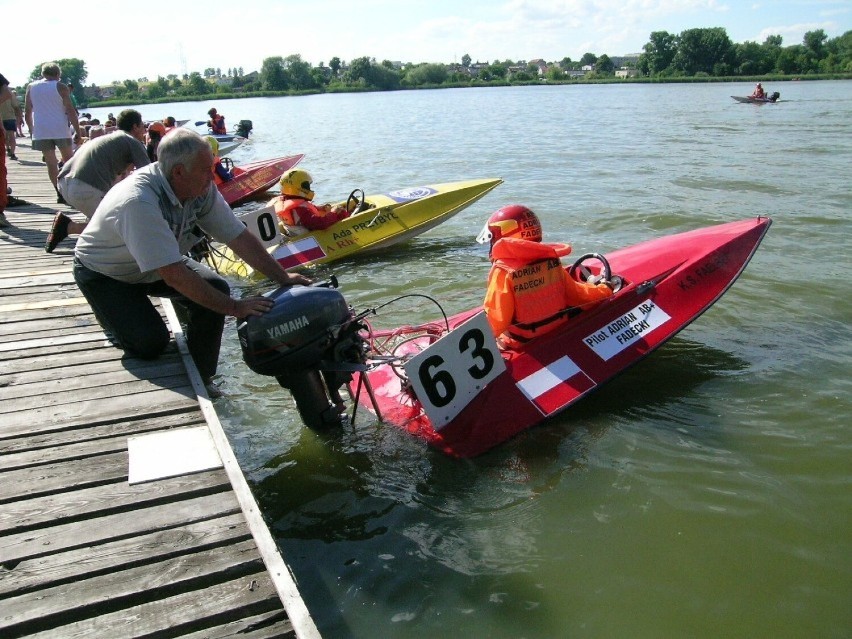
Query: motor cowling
238,285,350,377
235,120,253,138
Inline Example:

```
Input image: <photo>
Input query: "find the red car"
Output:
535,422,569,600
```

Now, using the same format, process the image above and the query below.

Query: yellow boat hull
207,178,502,277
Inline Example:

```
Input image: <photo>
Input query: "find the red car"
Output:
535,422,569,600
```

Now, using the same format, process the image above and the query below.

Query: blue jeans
73,257,229,380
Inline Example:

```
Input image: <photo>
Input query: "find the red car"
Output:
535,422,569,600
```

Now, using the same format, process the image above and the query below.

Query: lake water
90,80,851,638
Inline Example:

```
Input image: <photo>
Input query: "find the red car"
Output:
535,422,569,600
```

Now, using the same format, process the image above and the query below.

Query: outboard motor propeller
238,277,367,429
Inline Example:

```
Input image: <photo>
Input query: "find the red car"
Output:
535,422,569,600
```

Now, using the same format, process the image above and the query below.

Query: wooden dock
0,142,320,638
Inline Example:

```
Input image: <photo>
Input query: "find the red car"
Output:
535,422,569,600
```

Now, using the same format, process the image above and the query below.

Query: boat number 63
403,312,506,429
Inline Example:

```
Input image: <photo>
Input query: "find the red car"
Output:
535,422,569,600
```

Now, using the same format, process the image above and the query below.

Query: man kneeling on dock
73,129,311,395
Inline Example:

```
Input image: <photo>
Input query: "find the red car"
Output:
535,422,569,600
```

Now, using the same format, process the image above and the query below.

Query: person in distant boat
477,204,616,348
162,115,177,132
751,82,766,99
205,136,232,184
73,128,312,396
273,168,352,233
46,109,151,252
206,108,226,134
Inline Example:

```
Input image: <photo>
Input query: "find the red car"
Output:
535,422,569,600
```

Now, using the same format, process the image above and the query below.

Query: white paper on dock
127,426,223,484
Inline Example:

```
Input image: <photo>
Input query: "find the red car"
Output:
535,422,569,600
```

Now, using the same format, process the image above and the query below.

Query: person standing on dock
1,85,18,161
46,109,151,252
0,73,12,228
24,62,80,202
73,128,312,396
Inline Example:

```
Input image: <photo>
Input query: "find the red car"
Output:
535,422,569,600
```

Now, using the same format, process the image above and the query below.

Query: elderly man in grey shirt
46,108,150,252
73,128,311,395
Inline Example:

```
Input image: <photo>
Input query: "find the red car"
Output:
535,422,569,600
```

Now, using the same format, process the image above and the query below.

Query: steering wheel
346,189,366,214
569,252,612,284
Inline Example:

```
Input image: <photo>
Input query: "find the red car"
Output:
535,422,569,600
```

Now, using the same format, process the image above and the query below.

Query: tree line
22,27,852,106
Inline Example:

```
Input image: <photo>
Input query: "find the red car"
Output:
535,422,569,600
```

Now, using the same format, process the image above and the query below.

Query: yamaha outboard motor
235,119,253,138
238,279,366,429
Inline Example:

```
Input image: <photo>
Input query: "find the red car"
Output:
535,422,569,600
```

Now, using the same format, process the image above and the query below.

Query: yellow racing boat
205,178,502,277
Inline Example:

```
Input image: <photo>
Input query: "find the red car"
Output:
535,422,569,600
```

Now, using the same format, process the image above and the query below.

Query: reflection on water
96,81,852,638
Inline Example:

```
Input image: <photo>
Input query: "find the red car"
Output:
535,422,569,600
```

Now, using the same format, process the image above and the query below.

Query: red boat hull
353,217,772,457
218,154,304,206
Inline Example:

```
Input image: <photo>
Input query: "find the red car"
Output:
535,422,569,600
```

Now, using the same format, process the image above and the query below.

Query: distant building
528,59,548,76
615,68,640,78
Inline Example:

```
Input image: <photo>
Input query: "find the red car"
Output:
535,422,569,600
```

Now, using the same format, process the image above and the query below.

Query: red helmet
476,205,542,247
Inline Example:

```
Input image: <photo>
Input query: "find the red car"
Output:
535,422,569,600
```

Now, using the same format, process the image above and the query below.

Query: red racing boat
238,217,772,458
218,154,304,207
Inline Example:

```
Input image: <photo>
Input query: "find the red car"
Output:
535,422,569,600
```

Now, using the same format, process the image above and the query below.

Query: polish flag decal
272,237,327,269
515,355,595,416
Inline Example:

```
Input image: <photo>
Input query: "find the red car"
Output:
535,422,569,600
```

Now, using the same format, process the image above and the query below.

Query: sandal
45,212,71,253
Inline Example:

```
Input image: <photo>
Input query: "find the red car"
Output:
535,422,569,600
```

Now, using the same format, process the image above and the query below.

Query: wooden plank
0,513,250,597
0,296,90,313
20,571,281,639
0,373,191,413
1,433,134,471
0,361,187,402
0,266,71,278
178,610,295,639
0,491,241,564
0,273,78,288
0,343,157,375
0,330,107,354
0,323,103,343
0,540,266,635
0,352,182,391
0,339,117,365
0,386,199,439
0,451,128,503
0,468,230,534
0,412,206,456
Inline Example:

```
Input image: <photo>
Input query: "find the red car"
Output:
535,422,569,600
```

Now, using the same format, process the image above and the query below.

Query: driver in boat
476,205,617,349
750,82,766,99
205,136,233,185
274,169,352,234
206,108,227,134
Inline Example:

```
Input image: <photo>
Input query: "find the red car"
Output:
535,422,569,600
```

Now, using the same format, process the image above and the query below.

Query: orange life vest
274,197,305,226
209,114,226,134
274,196,348,231
493,257,574,343
485,237,611,345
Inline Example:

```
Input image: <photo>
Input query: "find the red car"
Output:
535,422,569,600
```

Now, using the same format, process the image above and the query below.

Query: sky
3,0,849,86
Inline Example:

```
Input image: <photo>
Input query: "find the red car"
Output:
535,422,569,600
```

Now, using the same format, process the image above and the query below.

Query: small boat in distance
732,91,780,104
